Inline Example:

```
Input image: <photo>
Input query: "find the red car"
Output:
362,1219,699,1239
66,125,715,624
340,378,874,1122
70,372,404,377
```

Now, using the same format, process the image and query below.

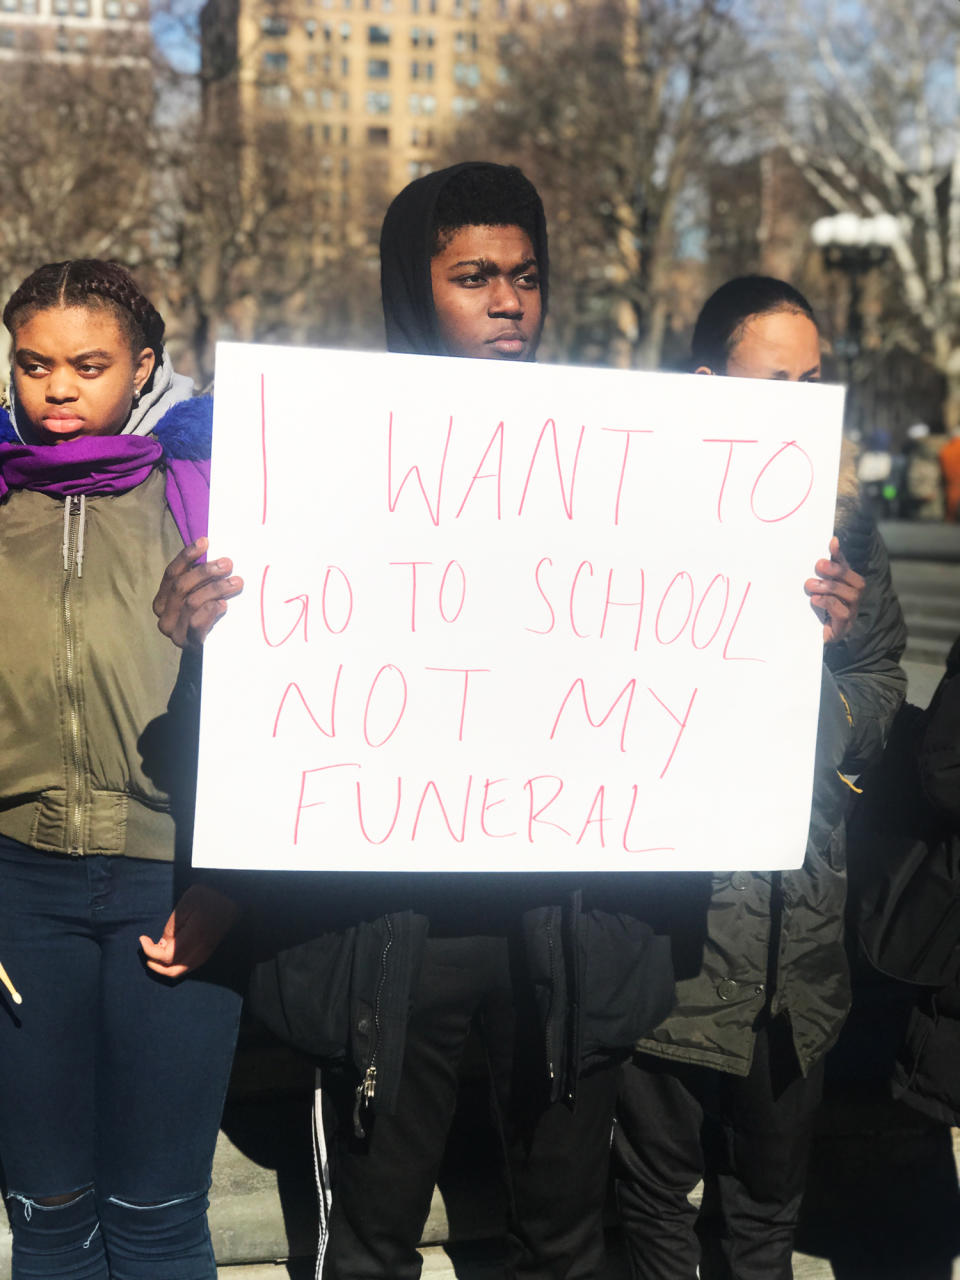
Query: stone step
902,611,960,635
905,637,953,665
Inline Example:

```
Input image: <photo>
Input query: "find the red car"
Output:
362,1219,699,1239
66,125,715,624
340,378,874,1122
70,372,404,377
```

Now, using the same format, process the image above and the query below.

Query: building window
367,21,389,41
365,89,391,112
339,20,350,36
74,29,88,47
453,60,479,85
0,0,17,11
262,49,288,70
260,83,292,104
367,125,389,145
340,54,348,73
20,0,35,13
261,14,288,35
320,86,334,107
304,16,317,34
304,86,317,105
367,56,388,76
75,0,91,15
322,122,331,141
0,26,14,43
103,0,120,15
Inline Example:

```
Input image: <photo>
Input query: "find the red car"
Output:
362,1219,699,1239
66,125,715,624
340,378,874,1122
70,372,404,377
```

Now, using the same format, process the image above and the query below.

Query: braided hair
3,260,165,363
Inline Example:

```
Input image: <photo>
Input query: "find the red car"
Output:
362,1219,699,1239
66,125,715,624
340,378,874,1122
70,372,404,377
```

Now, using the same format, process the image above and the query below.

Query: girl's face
12,305,155,445
720,309,821,382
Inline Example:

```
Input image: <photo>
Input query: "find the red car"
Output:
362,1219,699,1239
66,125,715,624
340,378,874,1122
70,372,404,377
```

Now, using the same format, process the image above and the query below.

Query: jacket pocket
578,910,674,1062
247,928,355,1060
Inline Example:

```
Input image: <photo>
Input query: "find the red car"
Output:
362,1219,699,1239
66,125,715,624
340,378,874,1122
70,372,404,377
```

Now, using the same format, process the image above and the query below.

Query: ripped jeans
0,835,243,1279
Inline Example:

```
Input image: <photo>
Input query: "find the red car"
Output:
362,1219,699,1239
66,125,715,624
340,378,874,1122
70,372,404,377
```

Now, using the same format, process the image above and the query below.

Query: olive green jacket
636,507,907,1077
0,470,185,859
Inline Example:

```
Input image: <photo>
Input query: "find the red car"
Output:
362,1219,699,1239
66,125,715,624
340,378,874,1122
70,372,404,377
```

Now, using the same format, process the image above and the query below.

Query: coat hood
379,161,549,356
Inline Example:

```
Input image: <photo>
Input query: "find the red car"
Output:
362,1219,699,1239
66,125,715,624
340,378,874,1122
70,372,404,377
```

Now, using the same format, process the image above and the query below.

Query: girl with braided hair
0,259,243,1278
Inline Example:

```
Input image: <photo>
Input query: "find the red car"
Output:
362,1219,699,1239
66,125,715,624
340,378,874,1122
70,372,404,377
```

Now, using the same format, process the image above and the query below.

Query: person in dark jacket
152,162,675,1280
852,631,960,1127
614,277,908,1280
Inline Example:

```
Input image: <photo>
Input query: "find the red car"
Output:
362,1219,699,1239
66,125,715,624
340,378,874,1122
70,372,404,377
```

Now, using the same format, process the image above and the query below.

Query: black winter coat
853,634,960,1125
247,875,674,1119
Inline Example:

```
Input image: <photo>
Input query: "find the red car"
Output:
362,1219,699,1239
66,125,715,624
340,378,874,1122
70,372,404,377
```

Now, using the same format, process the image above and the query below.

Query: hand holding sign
804,537,865,645
154,537,244,651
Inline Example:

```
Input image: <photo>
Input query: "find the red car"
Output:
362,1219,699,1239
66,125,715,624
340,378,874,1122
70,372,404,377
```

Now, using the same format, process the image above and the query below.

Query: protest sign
192,343,844,872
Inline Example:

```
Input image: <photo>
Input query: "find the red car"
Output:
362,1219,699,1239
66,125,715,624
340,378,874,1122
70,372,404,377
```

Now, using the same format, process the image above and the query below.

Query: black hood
379,161,549,356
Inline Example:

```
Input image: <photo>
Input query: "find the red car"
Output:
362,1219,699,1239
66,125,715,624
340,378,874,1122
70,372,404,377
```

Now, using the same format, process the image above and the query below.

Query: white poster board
192,343,844,873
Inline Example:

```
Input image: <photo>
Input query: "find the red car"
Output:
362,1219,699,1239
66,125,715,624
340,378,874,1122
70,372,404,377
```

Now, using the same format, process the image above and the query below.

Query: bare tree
438,0,754,369
752,0,960,425
0,60,157,306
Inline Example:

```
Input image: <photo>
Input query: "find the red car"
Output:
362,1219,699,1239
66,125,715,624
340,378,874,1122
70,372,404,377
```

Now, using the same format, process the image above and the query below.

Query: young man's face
430,223,543,361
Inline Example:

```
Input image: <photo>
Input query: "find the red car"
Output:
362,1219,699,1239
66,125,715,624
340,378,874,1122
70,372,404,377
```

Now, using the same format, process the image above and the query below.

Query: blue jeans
0,835,243,1279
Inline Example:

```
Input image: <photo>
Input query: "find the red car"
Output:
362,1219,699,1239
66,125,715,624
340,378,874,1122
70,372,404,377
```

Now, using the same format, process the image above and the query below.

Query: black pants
614,1018,824,1280
322,933,620,1280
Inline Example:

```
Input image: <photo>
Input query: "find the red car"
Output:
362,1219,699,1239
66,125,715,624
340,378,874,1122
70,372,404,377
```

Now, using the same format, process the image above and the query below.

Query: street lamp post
811,212,899,382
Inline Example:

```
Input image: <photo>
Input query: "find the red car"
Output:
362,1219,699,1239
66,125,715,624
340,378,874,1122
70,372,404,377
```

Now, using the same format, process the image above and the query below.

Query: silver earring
132,389,141,406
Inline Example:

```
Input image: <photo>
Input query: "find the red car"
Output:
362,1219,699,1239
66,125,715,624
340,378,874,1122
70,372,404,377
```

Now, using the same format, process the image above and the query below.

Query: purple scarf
0,435,211,547
0,436,163,501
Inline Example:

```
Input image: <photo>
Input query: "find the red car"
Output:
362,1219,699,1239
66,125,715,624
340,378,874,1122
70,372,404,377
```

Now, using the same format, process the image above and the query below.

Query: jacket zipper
62,496,86,855
544,912,556,1081
353,915,393,1138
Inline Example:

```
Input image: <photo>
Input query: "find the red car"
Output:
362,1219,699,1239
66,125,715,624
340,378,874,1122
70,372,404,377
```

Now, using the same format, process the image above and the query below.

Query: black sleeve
919,637,960,826
824,522,907,775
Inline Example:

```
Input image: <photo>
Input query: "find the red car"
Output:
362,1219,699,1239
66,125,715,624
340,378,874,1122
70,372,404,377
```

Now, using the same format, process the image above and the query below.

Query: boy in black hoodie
154,161,674,1280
